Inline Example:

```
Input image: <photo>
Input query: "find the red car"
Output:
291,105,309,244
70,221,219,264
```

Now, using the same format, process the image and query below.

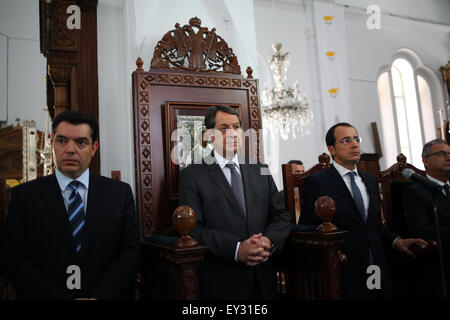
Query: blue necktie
226,162,247,216
68,181,85,253
348,172,366,221
348,172,374,264
444,184,450,203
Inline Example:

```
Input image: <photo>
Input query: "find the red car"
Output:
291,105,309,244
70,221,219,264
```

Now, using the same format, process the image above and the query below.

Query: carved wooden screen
132,17,263,237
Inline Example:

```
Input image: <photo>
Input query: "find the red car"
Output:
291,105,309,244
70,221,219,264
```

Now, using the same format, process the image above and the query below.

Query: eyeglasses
337,136,362,145
426,151,450,158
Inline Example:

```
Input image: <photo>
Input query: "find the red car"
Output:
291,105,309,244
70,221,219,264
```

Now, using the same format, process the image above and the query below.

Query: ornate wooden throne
132,17,263,299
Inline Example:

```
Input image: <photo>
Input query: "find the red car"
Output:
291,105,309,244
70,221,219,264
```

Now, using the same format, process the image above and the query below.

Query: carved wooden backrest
0,125,23,181
282,153,331,225
358,153,381,177
132,17,263,237
0,123,47,182
377,153,425,233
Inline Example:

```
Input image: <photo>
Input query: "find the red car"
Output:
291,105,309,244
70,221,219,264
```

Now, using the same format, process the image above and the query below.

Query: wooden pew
279,153,348,299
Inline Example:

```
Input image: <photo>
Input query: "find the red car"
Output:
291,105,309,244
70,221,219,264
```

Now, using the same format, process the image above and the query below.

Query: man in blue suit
299,122,427,299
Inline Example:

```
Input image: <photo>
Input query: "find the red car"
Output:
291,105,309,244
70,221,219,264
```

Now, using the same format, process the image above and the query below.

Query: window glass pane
377,72,398,167
391,66,403,98
394,97,411,160
392,58,423,167
417,76,436,142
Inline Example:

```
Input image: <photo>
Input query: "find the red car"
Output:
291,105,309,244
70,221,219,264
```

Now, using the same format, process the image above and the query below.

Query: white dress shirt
55,169,90,215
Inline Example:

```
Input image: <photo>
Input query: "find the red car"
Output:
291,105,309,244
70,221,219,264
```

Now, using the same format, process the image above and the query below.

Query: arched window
376,49,444,169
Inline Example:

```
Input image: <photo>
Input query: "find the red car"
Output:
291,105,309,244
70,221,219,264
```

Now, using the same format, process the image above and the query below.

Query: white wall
343,4,450,169
97,0,260,191
133,0,257,74
254,0,324,189
0,0,46,129
97,0,137,189
253,0,449,189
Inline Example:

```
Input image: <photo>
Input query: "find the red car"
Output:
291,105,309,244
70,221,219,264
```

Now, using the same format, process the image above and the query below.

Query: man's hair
325,122,356,147
422,138,448,158
52,110,99,142
288,160,303,165
204,105,241,129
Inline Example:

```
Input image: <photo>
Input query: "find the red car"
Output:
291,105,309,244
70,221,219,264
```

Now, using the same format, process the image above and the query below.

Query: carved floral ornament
150,17,241,74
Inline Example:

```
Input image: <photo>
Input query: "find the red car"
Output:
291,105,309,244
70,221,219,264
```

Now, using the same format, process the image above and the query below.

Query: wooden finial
397,153,407,164
315,196,338,233
172,205,198,248
319,153,331,164
246,66,253,79
136,57,144,72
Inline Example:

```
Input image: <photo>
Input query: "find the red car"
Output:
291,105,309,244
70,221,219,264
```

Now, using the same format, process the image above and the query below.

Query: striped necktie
68,181,85,253
226,162,247,216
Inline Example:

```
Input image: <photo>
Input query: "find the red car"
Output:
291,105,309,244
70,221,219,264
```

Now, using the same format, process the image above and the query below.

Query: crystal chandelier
261,43,313,140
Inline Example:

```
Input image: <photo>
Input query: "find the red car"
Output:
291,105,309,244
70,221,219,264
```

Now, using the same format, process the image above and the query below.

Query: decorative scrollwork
151,17,241,74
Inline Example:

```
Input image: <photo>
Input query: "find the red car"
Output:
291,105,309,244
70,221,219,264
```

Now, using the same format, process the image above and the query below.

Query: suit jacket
299,164,397,299
178,156,291,300
403,182,450,244
402,181,450,298
1,173,140,299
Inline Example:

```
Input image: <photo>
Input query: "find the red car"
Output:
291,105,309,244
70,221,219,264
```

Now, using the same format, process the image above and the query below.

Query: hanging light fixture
261,42,313,140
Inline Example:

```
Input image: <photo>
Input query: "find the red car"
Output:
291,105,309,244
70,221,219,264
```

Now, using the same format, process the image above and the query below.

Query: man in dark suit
299,122,427,299
2,110,139,299
178,105,291,300
403,138,450,298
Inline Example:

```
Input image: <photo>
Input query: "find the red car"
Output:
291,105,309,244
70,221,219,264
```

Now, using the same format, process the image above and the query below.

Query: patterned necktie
347,172,366,221
68,181,85,253
444,184,450,203
225,162,247,215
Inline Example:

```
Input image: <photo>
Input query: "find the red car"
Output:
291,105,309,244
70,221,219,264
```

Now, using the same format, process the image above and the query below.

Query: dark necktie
68,181,85,253
226,162,247,215
348,171,373,264
444,184,450,202
348,172,366,221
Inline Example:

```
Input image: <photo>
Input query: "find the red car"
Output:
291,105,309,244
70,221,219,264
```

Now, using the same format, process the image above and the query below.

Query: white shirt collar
214,151,239,170
333,161,359,178
426,174,449,187
55,169,90,191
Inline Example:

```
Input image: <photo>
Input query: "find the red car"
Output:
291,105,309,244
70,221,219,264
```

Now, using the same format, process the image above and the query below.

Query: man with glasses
403,138,450,298
299,122,427,299
2,110,139,299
